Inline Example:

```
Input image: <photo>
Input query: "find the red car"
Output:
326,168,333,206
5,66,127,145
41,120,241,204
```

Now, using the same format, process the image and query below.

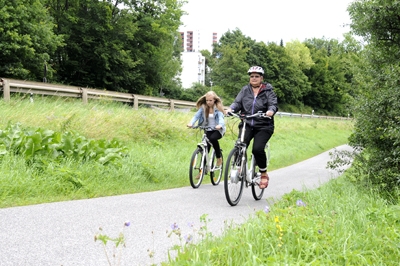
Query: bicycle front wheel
210,149,223,186
189,148,205,188
251,156,265,200
224,148,244,206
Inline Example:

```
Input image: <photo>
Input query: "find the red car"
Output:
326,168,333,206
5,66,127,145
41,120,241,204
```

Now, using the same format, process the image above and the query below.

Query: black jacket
229,82,278,128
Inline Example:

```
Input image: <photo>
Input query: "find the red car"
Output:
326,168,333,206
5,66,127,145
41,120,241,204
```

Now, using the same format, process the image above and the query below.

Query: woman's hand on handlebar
187,123,193,128
266,110,274,117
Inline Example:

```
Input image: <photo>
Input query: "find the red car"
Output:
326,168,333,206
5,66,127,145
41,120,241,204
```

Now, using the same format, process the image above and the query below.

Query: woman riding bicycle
225,66,278,189
187,91,226,168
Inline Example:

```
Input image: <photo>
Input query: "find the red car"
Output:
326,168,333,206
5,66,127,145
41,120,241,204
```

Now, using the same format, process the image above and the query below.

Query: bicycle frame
230,112,264,184
197,130,213,174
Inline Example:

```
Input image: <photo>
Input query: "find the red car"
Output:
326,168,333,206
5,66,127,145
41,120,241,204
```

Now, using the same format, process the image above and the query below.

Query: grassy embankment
0,96,352,209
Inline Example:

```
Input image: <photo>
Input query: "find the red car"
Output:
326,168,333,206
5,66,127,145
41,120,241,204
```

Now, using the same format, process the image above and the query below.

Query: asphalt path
0,144,353,266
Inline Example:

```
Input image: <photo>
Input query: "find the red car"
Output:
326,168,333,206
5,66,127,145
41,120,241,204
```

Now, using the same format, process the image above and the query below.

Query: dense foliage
0,0,63,80
0,0,184,95
0,122,127,164
346,0,400,201
206,29,358,115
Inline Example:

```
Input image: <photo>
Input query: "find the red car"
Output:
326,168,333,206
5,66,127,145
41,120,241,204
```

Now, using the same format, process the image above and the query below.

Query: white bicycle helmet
247,66,264,76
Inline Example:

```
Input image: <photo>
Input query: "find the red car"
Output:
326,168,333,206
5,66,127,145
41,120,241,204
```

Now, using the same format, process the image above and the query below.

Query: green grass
0,96,353,208
165,176,400,265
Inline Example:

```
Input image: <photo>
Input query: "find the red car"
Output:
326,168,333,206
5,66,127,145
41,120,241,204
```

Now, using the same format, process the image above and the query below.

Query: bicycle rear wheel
210,149,223,185
251,156,265,200
189,148,205,188
224,148,244,206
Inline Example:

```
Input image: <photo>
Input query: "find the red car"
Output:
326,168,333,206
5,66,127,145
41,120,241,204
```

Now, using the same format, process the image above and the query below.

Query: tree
46,0,184,94
267,43,311,106
347,0,400,200
303,38,356,115
285,40,314,71
0,0,63,80
211,43,249,102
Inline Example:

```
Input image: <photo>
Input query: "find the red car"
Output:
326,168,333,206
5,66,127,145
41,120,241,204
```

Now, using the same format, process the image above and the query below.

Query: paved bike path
0,145,353,266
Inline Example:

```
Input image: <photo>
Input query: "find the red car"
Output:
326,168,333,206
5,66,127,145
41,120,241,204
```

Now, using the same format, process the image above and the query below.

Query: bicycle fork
230,147,246,183
198,145,210,175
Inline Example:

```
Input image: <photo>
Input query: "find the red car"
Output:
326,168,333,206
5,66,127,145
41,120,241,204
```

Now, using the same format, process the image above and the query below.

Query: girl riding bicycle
187,91,226,168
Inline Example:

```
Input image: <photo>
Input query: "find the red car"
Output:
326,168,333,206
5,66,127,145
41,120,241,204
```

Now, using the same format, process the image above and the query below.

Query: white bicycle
224,111,271,206
189,126,223,188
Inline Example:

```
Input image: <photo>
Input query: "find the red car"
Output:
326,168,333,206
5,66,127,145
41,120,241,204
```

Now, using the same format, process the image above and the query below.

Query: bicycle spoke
224,149,244,206
210,149,223,185
251,156,265,200
189,148,205,188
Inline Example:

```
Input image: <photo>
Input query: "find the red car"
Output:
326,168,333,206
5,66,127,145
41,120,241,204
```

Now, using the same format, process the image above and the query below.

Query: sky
179,0,354,44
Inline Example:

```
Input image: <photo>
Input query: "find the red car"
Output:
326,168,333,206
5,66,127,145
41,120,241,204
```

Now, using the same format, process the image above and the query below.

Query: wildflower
170,223,179,230
184,234,193,244
187,222,194,228
124,221,131,227
296,199,306,207
264,205,270,214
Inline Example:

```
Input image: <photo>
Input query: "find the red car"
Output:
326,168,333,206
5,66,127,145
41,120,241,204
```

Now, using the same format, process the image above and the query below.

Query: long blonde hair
195,91,224,119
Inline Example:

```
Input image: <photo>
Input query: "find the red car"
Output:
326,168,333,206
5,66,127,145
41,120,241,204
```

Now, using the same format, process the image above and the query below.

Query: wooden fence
0,77,351,120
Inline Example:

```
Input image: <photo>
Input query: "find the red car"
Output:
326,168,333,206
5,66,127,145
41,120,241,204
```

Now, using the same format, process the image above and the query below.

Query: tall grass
0,96,353,208
165,176,400,265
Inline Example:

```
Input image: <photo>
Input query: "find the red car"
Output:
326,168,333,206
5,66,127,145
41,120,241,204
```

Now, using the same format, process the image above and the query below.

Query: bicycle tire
251,155,265,200
210,149,223,185
189,148,205,188
224,148,245,206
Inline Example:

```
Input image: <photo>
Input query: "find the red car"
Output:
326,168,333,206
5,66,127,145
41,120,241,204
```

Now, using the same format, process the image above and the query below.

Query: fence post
133,95,138,110
170,100,175,111
81,88,88,104
2,79,10,101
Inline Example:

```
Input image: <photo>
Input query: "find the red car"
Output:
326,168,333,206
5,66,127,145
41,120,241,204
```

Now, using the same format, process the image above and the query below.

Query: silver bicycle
224,111,271,206
189,126,223,188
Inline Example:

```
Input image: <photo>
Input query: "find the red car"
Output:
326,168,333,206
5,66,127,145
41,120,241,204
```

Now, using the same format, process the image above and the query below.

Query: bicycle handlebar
191,125,217,131
226,111,271,119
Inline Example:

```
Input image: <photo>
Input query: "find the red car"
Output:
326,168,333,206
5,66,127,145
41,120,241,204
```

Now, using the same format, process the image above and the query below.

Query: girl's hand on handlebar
187,123,193,128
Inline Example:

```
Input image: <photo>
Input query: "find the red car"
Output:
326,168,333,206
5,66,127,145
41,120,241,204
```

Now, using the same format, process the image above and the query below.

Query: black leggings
239,126,274,172
206,130,222,158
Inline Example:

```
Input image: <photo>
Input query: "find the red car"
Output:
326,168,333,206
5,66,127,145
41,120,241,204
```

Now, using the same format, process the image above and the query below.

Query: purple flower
264,205,270,213
124,221,131,227
296,199,306,207
184,234,193,243
170,223,179,230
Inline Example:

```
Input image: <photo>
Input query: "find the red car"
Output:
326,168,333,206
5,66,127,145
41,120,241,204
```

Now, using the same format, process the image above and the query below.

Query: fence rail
0,77,351,120
0,78,196,110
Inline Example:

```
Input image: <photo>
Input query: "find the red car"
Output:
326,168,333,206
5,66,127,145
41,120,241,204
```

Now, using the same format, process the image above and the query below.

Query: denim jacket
189,105,226,136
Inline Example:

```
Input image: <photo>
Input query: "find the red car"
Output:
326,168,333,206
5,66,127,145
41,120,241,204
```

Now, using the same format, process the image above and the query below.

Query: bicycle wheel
251,155,265,200
224,148,245,206
210,149,223,185
189,148,205,188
